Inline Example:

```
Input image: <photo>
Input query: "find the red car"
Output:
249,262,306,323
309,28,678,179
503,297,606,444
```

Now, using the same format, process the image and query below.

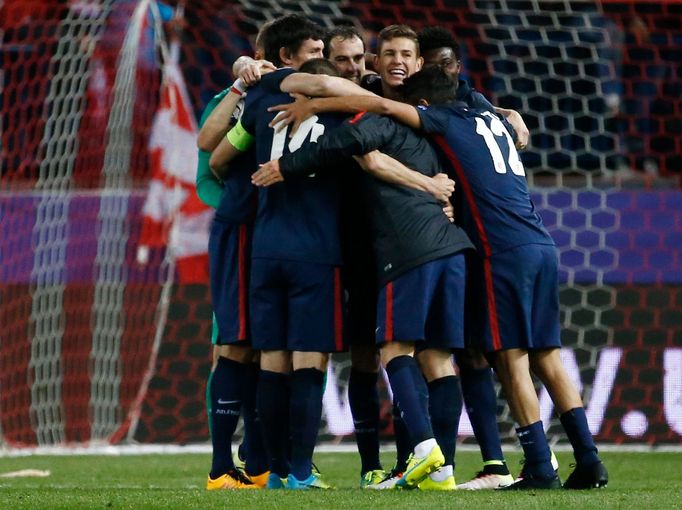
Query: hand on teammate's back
238,59,277,86
252,159,284,187
428,173,455,203
268,96,315,135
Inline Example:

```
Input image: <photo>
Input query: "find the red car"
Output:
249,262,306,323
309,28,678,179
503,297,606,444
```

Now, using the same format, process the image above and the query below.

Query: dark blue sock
560,407,599,466
348,369,382,474
289,368,325,480
385,356,433,447
209,356,244,478
516,421,555,480
459,365,505,462
428,375,462,467
392,402,411,472
257,370,290,478
242,363,268,476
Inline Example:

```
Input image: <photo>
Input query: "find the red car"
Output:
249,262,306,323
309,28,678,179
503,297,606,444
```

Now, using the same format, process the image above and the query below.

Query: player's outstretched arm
279,73,375,99
355,151,454,203
197,82,245,152
268,95,422,136
495,107,529,149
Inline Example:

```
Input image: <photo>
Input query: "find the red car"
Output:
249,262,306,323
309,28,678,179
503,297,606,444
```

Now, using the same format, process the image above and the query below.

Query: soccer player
210,16,373,491
300,66,608,490
418,25,518,489
252,84,475,490
194,23,274,491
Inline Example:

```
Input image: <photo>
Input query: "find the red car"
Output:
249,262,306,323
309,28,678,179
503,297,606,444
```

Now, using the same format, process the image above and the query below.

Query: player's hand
428,173,455,203
442,201,455,223
238,59,276,86
251,159,284,187
495,107,529,150
268,96,315,135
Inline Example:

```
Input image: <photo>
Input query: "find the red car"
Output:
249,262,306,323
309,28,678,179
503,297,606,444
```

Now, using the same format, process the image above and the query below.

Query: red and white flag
137,51,212,283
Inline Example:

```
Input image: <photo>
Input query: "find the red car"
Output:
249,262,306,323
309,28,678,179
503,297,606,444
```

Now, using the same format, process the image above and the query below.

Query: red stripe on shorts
385,282,394,342
483,258,502,350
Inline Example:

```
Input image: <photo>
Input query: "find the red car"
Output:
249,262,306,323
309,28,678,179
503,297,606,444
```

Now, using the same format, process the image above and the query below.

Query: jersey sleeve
416,105,449,135
195,92,227,208
279,113,396,178
260,68,297,93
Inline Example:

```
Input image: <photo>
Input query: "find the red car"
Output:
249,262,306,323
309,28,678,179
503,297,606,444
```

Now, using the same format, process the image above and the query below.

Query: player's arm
495,107,529,149
279,73,375,98
196,150,223,208
197,83,245,152
209,120,254,179
354,151,454,203
268,95,422,135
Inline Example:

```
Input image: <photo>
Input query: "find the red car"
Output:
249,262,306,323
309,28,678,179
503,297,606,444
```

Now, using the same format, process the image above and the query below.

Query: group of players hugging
194,13,609,491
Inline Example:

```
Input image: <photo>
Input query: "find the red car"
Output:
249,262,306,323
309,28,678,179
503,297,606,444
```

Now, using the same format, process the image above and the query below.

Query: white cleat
457,472,515,490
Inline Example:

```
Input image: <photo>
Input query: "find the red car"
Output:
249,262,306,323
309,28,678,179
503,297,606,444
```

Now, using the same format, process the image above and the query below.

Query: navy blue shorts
250,258,346,353
465,244,561,353
208,220,251,345
376,253,466,349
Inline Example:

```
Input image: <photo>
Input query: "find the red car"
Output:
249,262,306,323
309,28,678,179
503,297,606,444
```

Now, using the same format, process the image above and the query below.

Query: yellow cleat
395,443,445,490
360,469,387,488
418,472,457,491
247,471,271,488
206,470,260,490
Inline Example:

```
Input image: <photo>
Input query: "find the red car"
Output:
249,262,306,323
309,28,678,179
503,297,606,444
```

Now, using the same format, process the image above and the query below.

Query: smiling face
328,35,366,84
375,36,423,97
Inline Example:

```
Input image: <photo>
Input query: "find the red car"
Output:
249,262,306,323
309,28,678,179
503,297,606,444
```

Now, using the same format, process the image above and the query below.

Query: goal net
0,0,680,450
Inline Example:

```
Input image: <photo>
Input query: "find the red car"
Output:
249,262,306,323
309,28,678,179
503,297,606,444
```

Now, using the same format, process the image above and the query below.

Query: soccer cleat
418,471,457,491
499,473,562,490
206,469,259,490
360,469,387,488
516,450,560,482
366,468,403,490
457,471,514,490
563,461,608,489
286,473,335,490
265,473,287,489
395,444,445,490
246,471,271,488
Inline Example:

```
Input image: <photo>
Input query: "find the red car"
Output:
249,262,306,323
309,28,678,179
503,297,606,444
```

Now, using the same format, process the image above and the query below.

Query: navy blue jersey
241,68,345,264
417,102,554,257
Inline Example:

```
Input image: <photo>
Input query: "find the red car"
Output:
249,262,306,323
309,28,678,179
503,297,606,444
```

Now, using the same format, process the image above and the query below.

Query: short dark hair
418,26,461,60
323,25,365,58
264,14,326,67
299,58,340,77
377,24,419,56
399,66,458,105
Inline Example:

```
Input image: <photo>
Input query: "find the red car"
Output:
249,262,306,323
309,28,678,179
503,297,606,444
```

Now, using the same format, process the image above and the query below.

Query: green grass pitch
1,450,681,509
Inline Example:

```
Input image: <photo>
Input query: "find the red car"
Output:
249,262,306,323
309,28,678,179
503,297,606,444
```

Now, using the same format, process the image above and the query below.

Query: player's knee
218,344,253,364
380,341,414,367
416,349,456,382
260,350,291,373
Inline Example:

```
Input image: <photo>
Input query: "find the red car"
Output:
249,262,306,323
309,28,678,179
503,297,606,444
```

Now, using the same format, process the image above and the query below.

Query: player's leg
345,268,385,486
250,258,291,489
528,245,607,489
206,221,259,490
348,344,385,486
493,348,560,490
240,351,269,485
530,349,608,489
413,253,468,491
376,265,445,490
285,262,344,490
416,348,460,491
455,349,514,489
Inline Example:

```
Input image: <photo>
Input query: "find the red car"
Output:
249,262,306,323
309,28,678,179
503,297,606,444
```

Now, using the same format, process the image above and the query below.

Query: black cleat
499,473,562,490
563,461,608,490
